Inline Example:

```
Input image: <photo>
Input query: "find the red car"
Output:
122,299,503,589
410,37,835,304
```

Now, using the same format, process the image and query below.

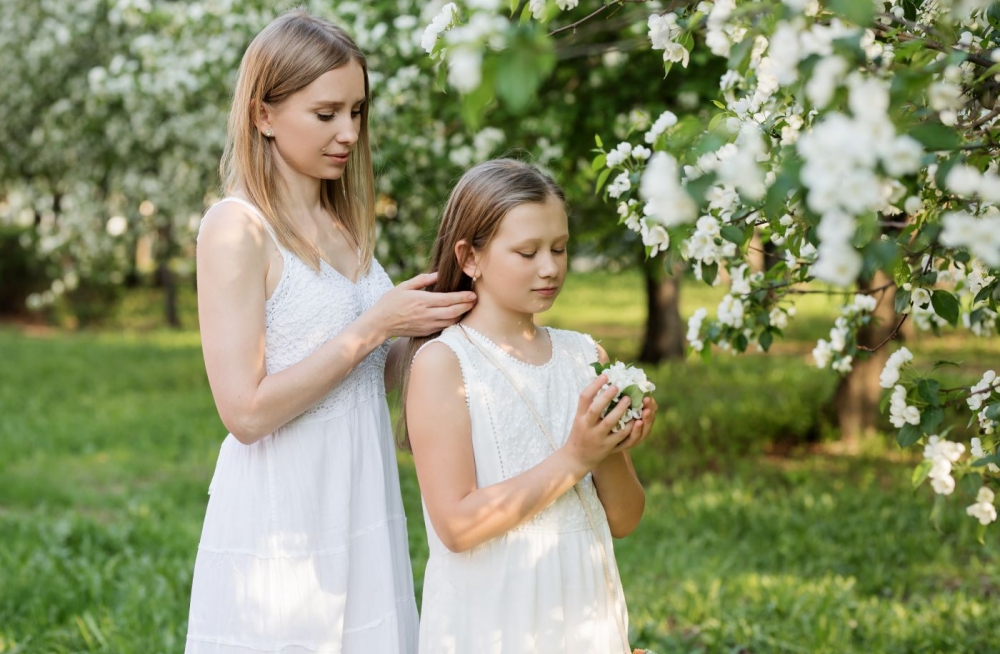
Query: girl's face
470,195,569,316
259,60,366,181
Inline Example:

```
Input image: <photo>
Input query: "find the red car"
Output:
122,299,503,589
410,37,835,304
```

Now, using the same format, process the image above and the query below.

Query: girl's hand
612,395,658,453
562,374,637,470
369,272,476,338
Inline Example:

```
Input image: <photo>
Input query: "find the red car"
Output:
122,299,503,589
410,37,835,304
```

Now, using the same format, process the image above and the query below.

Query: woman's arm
590,344,656,538
407,342,634,553
197,205,475,444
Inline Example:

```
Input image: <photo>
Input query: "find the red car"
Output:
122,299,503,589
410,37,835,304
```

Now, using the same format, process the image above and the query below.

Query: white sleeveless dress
185,198,419,654
416,325,630,654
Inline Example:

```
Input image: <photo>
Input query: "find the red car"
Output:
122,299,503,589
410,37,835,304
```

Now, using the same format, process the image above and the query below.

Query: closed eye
317,113,334,121
518,252,536,259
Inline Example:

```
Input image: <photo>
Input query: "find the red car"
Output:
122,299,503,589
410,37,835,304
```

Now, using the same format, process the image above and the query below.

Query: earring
265,129,274,138
321,147,327,153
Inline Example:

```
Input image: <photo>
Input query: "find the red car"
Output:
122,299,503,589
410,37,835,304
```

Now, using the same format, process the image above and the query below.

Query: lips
324,152,350,163
533,287,559,297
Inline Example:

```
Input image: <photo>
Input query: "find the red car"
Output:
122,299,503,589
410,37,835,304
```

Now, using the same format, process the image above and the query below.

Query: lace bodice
209,198,393,426
425,325,606,535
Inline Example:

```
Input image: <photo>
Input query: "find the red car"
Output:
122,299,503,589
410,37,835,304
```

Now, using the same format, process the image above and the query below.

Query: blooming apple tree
427,0,1000,534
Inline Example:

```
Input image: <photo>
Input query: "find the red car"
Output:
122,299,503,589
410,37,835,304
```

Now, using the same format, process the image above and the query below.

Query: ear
253,101,274,137
455,239,480,279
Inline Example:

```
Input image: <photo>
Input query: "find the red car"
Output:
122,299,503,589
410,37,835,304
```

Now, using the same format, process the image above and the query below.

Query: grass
3,270,1000,652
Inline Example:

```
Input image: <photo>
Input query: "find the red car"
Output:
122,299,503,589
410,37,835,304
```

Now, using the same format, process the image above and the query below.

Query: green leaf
595,168,612,194
897,423,922,448
986,403,1000,421
931,289,961,326
595,134,603,149
920,406,944,434
910,123,962,151
894,289,912,314
917,379,943,406
702,262,719,286
912,459,933,488
961,472,982,496
727,34,755,69
972,453,1000,467
494,41,553,113
720,225,744,245
591,153,607,174
759,329,773,352
830,0,875,25
591,362,606,376
975,282,997,304
735,332,749,352
621,384,645,409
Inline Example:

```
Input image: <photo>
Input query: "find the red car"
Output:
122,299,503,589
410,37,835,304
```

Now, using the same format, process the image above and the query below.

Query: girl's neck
460,300,541,346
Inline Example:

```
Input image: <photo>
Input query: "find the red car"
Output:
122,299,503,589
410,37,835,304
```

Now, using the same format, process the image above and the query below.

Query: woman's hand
369,272,476,339
561,375,638,471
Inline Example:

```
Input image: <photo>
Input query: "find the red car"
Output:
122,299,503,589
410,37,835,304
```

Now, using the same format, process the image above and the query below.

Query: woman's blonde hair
397,159,566,449
221,9,375,273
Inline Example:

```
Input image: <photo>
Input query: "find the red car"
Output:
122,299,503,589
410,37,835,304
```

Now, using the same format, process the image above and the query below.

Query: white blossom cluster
879,346,914,388
968,370,1000,435
924,435,965,496
888,384,921,429
966,486,998,525
972,437,1000,474
811,295,881,372
940,210,1000,268
647,13,690,67
422,1,508,93
597,361,656,432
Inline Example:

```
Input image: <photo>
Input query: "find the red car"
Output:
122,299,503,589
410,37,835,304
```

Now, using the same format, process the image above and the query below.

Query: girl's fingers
599,395,632,431
577,375,609,414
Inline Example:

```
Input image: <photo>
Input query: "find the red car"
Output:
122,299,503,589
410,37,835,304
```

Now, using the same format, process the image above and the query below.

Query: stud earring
265,129,274,138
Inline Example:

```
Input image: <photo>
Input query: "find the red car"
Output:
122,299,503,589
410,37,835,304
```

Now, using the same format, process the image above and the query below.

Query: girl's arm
407,342,635,553
197,204,475,444
590,345,657,538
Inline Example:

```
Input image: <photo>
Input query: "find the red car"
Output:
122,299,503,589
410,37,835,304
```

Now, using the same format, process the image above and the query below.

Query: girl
403,159,657,653
186,10,475,653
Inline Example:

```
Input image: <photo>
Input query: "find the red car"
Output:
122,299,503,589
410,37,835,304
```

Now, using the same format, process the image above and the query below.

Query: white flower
805,56,848,108
632,145,652,161
644,110,678,144
813,338,832,368
640,152,697,227
881,136,923,177
422,3,458,54
946,164,981,196
967,486,998,525
447,47,483,93
717,294,745,328
931,474,956,496
555,0,579,9
529,0,547,19
687,307,707,349
608,172,632,199
640,221,670,256
810,242,862,287
879,346,913,388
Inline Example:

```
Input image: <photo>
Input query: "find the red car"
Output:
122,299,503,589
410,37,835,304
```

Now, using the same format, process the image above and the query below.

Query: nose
335,115,359,146
539,252,560,279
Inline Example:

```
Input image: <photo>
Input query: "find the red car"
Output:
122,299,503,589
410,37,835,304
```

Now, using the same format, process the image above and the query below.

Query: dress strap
212,196,283,250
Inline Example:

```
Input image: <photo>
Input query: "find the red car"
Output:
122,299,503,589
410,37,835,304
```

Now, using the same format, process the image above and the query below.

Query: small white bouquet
591,361,656,432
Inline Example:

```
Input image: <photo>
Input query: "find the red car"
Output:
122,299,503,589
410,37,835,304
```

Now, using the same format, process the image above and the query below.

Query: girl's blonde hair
397,158,566,449
221,9,375,273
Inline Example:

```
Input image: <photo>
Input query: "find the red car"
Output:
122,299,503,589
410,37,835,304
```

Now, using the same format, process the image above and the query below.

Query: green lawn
2,272,1000,652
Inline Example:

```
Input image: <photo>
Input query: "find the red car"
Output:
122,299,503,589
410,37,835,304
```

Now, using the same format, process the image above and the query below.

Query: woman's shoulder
198,197,271,250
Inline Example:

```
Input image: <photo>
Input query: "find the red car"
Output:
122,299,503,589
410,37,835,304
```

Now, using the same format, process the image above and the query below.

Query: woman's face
260,60,366,181
471,196,569,316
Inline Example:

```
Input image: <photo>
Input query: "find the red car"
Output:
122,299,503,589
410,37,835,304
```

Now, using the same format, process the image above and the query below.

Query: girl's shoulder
545,326,600,364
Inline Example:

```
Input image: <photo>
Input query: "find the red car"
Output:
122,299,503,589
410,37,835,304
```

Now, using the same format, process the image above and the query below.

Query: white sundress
415,324,630,654
185,197,419,654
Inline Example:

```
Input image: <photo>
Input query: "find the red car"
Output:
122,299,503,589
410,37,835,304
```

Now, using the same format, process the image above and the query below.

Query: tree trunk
156,219,180,328
639,256,685,364
833,270,898,442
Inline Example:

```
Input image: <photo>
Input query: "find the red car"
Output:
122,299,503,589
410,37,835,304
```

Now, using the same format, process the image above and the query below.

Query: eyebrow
310,98,367,109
